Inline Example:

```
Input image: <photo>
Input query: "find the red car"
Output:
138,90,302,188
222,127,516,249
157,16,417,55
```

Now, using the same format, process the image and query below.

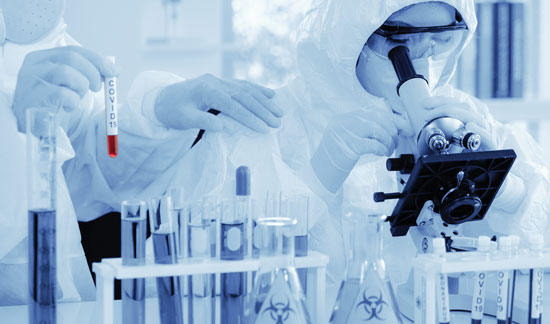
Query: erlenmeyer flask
330,214,402,324
244,217,312,324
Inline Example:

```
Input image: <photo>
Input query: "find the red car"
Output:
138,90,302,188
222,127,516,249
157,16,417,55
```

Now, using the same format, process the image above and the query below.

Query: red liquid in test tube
105,56,118,158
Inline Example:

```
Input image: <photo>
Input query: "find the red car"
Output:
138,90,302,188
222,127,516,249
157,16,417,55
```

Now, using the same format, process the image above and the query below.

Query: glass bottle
330,214,402,324
244,216,312,324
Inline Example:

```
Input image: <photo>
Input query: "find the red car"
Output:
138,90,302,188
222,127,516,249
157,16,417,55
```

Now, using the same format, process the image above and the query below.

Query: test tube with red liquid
105,56,118,158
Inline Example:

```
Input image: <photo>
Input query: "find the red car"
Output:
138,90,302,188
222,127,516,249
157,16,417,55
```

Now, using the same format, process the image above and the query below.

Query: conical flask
244,217,312,324
330,214,402,324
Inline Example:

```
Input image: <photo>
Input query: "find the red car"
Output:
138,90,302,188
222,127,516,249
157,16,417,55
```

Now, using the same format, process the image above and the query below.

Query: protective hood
295,0,477,115
0,0,66,44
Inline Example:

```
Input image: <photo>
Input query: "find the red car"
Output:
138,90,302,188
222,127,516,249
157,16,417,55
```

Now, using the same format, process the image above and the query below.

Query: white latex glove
12,46,118,131
423,96,497,151
154,74,283,133
311,109,410,193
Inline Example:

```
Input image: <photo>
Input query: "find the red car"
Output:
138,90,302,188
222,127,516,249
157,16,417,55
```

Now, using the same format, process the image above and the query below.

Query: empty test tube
496,237,512,324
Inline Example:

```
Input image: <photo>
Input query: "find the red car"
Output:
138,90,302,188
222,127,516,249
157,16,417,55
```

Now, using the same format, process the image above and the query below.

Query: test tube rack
413,248,550,324
92,251,329,324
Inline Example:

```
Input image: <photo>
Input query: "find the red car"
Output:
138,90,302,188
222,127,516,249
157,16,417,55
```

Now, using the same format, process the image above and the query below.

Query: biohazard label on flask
346,279,400,323
255,273,305,324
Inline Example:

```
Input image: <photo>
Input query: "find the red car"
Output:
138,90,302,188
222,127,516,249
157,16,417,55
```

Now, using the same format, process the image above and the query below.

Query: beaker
187,202,215,324
330,214,402,324
244,217,312,324
121,200,147,324
150,196,184,324
26,108,57,324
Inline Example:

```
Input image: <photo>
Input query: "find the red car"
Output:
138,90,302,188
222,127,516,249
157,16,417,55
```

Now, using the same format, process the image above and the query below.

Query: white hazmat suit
151,0,550,314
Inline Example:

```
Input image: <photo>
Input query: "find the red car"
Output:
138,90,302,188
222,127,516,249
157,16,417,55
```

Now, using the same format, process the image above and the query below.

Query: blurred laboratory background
65,0,550,148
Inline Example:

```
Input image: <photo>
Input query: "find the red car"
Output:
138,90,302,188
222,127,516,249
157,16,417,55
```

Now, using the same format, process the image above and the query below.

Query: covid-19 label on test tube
104,56,118,158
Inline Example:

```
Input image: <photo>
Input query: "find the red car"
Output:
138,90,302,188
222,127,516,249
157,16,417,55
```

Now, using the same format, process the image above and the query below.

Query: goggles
366,20,468,60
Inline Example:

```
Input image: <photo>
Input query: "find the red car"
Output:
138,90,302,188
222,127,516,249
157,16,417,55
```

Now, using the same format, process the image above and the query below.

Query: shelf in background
483,99,550,121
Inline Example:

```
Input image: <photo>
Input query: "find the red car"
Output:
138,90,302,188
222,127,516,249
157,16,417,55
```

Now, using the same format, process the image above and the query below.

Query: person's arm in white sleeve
64,71,284,221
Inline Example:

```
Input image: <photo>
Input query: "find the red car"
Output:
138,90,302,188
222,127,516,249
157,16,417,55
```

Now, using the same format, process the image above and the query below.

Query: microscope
373,46,518,320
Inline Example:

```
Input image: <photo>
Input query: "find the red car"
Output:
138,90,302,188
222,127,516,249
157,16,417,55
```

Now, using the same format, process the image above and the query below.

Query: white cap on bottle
477,235,491,252
433,238,446,255
530,234,544,251
499,236,512,253
509,235,521,251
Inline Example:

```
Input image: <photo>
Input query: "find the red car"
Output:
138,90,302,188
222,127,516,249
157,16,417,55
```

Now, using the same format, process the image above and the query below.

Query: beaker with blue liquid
330,214,402,324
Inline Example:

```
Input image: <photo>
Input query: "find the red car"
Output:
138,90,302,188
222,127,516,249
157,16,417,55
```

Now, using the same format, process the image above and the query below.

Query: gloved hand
423,96,498,151
153,74,283,133
12,46,118,132
311,109,410,193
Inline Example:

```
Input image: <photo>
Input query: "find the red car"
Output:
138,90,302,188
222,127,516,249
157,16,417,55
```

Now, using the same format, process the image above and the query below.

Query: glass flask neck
349,214,385,272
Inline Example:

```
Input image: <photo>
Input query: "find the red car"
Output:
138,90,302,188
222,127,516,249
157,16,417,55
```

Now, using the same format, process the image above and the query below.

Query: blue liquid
153,232,183,324
252,220,259,258
122,279,145,324
295,235,308,294
28,209,56,324
121,218,146,324
222,272,246,324
210,219,217,257
221,222,246,323
188,274,215,324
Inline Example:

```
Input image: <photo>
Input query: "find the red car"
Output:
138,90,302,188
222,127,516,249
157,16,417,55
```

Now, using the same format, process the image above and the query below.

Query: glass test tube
27,108,57,324
221,199,247,324
187,203,215,324
283,195,309,294
150,196,184,324
121,201,147,324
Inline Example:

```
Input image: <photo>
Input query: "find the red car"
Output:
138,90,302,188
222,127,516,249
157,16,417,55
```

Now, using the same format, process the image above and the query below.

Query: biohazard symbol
355,288,388,321
262,294,296,324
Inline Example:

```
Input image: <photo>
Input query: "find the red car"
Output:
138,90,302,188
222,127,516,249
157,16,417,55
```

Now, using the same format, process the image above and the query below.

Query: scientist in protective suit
0,0,282,305
160,0,550,313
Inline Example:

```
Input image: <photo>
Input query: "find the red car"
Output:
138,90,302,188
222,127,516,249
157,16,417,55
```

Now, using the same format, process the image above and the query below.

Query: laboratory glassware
282,195,309,293
27,108,57,324
187,202,215,324
221,198,248,324
121,200,147,324
330,214,402,324
150,196,184,324
244,216,312,324
104,56,118,158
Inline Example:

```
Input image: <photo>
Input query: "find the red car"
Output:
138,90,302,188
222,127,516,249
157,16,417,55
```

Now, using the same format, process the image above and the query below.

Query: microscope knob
386,154,415,174
463,132,482,151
